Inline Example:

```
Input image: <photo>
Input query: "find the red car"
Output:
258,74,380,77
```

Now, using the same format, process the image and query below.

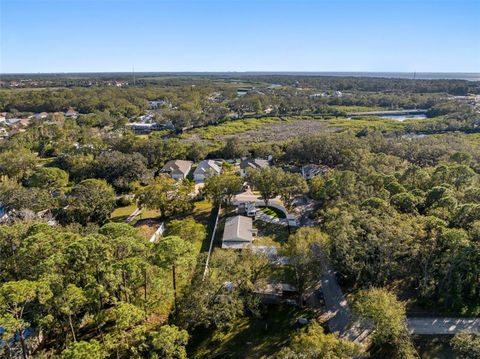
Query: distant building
127,122,172,134
161,160,193,180
193,160,221,182
148,100,166,109
19,119,30,127
239,158,270,177
65,108,78,118
301,164,329,180
33,112,48,120
222,215,257,249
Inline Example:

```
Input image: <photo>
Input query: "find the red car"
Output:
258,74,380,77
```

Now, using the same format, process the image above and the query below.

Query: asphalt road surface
407,317,480,334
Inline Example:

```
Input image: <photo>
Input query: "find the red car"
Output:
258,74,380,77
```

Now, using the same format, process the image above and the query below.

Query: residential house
6,118,21,126
19,119,31,127
239,158,269,177
148,100,167,109
301,164,329,180
222,215,257,249
65,108,78,118
33,112,48,120
254,282,298,304
161,160,193,180
237,201,257,217
193,160,221,182
127,122,173,134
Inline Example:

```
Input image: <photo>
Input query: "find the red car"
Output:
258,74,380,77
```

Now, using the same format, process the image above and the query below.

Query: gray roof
302,164,329,175
161,160,193,176
240,158,269,170
222,215,253,248
193,160,221,176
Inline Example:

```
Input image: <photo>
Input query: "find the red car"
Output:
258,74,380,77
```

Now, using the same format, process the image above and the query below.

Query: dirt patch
221,119,333,143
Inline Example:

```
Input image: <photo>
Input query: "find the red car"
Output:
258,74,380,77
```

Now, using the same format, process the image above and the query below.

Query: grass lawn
189,200,215,254
191,200,214,226
259,206,286,219
131,208,160,225
188,305,315,359
110,204,137,222
254,220,290,244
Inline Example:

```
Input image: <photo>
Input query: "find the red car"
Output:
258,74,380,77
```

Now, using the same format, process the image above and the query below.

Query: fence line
202,205,221,281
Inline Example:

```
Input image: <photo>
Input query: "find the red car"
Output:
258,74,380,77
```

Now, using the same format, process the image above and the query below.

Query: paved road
407,318,480,335
320,267,352,335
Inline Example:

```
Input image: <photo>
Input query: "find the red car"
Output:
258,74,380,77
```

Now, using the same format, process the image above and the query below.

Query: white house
237,201,257,217
161,160,193,180
222,215,257,249
239,158,269,177
193,160,221,182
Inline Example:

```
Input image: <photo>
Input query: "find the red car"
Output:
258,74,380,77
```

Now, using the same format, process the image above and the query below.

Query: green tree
56,284,87,342
136,176,194,218
154,236,196,310
273,321,362,359
451,333,480,359
0,280,52,359
62,340,107,359
353,288,418,359
151,325,189,359
164,218,207,244
0,148,38,180
204,172,243,207
60,179,116,225
223,137,248,159
0,177,54,212
278,172,308,209
390,192,419,214
247,167,285,205
286,228,326,305
26,167,69,190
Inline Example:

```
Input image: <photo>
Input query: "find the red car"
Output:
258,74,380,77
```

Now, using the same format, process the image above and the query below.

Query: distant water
228,72,480,81
165,71,480,81
380,114,428,121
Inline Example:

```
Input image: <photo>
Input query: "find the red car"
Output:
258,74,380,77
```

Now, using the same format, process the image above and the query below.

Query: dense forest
0,75,479,358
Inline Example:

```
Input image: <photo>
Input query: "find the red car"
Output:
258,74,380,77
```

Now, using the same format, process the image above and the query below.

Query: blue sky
1,0,479,73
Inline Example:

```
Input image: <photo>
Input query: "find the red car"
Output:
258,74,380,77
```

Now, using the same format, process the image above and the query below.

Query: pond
379,114,428,121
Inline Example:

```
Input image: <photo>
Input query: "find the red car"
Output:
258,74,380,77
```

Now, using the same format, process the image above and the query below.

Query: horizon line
2,71,480,75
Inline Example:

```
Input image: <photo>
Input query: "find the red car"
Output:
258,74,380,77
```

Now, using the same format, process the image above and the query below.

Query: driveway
255,211,289,226
407,318,480,335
